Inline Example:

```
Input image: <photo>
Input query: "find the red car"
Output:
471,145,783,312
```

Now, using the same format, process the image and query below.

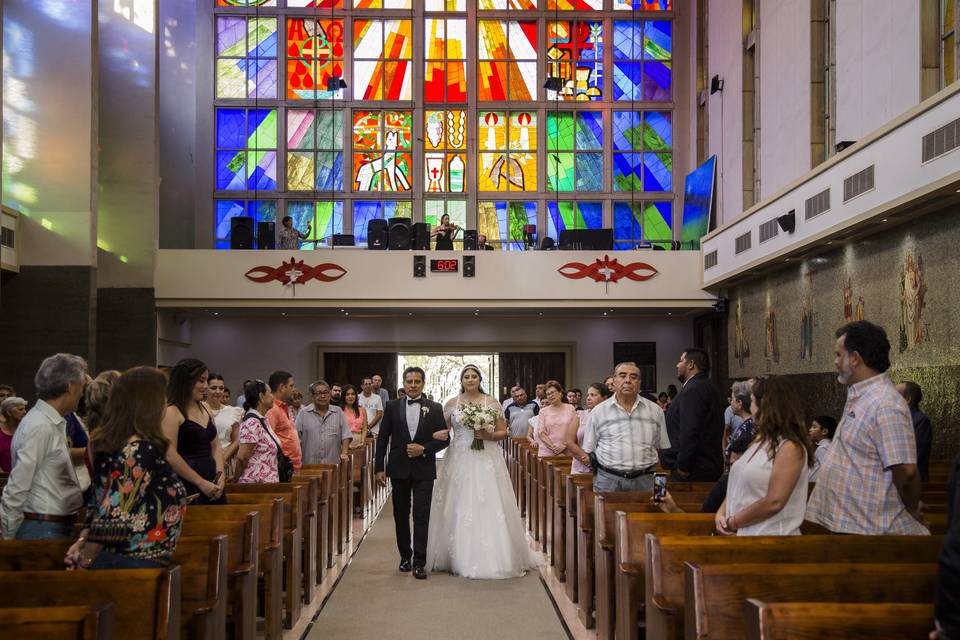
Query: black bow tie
407,397,423,405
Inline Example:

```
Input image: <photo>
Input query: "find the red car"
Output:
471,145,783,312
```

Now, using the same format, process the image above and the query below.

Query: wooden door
498,352,566,402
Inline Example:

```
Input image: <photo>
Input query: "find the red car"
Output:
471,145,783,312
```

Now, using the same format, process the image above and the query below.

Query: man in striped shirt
574,362,670,492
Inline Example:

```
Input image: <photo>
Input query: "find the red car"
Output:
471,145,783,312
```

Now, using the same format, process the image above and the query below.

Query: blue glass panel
613,153,642,191
642,61,671,101
575,112,603,150
217,150,247,190
576,153,603,191
612,21,642,59
643,20,671,60
643,152,672,191
215,200,246,249
316,151,344,191
353,201,383,245
217,109,246,148
644,111,673,150
613,202,643,250
613,62,641,101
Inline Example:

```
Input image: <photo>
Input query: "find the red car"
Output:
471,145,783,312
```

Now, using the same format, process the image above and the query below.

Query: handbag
244,412,294,482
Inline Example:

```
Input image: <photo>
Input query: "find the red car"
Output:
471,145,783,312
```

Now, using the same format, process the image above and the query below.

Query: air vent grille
843,165,875,202
922,117,960,162
734,232,752,254
0,227,13,249
804,188,831,220
759,219,779,244
704,250,718,269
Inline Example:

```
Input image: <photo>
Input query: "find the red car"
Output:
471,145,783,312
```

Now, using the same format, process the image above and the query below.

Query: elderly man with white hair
0,354,89,539
0,396,28,473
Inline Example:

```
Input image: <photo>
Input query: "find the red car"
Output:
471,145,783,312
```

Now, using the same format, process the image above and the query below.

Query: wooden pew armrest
650,594,679,618
618,562,641,577
229,562,256,578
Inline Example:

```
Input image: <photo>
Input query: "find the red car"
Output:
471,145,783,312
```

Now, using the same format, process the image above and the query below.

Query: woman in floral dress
235,380,280,483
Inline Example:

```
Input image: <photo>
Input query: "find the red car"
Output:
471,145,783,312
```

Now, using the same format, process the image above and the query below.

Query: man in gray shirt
504,386,539,437
296,380,351,466
372,374,390,406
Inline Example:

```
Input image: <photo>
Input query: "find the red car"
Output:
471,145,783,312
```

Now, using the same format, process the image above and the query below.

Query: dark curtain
498,352,566,402
322,352,398,401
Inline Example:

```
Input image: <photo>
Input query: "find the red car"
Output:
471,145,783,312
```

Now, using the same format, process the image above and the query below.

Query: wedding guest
341,384,369,449
0,384,14,431
289,391,304,422
397,388,407,401
667,384,678,402
296,381,351,465
604,376,617,395
715,376,813,536
567,389,584,410
265,370,302,471
657,392,669,410
207,373,241,480
806,321,927,535
476,233,495,250
236,380,281,483
330,384,343,406
0,397,27,472
897,381,933,483
505,386,539,437
533,383,547,406
162,359,225,504
701,379,759,513
222,387,231,406
722,382,746,451
578,363,669,491
1,353,88,539
278,215,310,250
359,377,384,439
235,381,252,408
80,374,119,479
64,367,187,569
531,380,577,458
663,348,725,482
566,382,610,474
808,415,836,483
372,374,390,406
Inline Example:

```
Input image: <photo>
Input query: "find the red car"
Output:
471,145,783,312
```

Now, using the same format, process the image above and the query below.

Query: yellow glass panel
424,110,445,150
477,201,500,242
508,112,537,151
287,152,315,191
479,112,507,151
479,153,508,191
511,152,537,191
447,111,467,149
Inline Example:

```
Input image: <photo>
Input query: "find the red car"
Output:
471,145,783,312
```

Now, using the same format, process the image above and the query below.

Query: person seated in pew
65,367,188,569
807,414,836,483
235,380,281,483
931,451,959,640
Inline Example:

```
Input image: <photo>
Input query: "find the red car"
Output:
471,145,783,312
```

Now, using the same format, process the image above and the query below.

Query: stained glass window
613,201,672,249
546,201,603,239
478,0,537,9
353,200,413,244
353,111,412,192
354,19,412,100
288,201,345,246
425,18,467,103
288,1,342,6
548,0,602,8
478,201,537,250
287,18,344,100
287,109,344,191
479,111,537,192
217,0,277,6
426,0,466,9
424,110,467,194
478,21,538,101
546,20,603,101
216,17,277,99
425,200,467,248
216,108,278,191
613,20,672,101
547,111,603,192
354,0,412,7
612,110,672,192
214,200,276,249
613,0,672,9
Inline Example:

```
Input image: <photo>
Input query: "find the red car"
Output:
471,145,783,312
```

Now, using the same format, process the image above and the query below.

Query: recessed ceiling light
281,312,286,316
408,312,413,316
668,312,672,316
827,241,833,245
785,258,790,262
603,312,607,316
213,312,219,316
881,218,888,222
345,312,349,316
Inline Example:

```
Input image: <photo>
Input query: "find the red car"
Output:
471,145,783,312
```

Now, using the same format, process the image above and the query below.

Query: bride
425,365,539,579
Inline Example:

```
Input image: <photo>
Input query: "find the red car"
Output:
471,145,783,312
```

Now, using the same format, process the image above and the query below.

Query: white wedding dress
425,395,539,579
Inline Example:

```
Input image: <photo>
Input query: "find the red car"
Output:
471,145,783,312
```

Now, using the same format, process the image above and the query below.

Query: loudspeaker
463,229,478,250
413,255,426,278
777,210,796,234
257,221,276,249
388,217,411,250
540,237,556,250
230,216,254,250
835,140,856,153
411,222,430,250
332,234,355,247
463,254,475,278
367,219,388,250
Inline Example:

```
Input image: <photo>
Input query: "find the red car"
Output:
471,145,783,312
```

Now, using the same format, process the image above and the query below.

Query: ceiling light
827,241,833,245
881,218,888,222
345,312,349,316
213,312,219,316
603,312,607,316
785,258,790,262
281,312,286,316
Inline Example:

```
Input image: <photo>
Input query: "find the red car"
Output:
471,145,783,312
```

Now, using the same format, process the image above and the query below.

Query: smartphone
653,472,668,503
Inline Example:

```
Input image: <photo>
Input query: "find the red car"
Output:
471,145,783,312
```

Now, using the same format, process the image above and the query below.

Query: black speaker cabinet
332,234,355,246
257,221,276,249
367,219,389,250
463,254,475,277
413,255,426,278
388,218,411,250
463,229,478,250
411,222,430,250
230,216,254,250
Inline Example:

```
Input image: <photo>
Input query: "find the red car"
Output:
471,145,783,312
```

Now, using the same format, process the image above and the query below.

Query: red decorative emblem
558,255,659,284
245,257,346,295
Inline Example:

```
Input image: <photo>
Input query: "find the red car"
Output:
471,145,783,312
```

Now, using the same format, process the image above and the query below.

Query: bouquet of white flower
456,403,499,451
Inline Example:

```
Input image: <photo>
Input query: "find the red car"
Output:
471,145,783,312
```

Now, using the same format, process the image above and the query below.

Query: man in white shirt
533,383,546,407
1,353,88,539
573,362,670,492
807,415,836,483
372,374,390,407
359,377,384,437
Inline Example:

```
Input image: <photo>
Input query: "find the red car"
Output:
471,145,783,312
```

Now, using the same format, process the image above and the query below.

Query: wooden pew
226,489,304,628
0,568,181,640
184,502,283,640
643,535,943,640
744,600,935,640
551,462,575,581
541,455,572,556
685,563,937,640
563,474,594,602
179,517,258,640
298,464,340,568
0,604,114,640
303,460,352,555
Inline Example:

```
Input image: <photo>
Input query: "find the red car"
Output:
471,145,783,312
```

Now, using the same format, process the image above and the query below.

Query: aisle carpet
305,500,568,639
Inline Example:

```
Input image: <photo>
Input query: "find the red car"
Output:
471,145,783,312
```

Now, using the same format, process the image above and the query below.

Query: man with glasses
295,380,351,466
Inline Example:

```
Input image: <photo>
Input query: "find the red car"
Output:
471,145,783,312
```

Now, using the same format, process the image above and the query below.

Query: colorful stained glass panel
352,200,413,243
548,0,602,8
477,201,537,250
547,201,603,239
353,111,413,192
478,0,537,8
216,108,278,190
288,201,345,245
546,20,603,100
216,17,278,99
287,18,345,100
217,0,277,6
214,200,277,249
425,0,466,8
478,21,537,101
613,0,672,9
354,19,412,100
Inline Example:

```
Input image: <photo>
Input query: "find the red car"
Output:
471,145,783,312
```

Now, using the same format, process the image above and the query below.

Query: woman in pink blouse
532,380,578,458
341,385,368,449
235,380,280,483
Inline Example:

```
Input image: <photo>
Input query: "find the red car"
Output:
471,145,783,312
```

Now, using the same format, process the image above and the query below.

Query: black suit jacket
662,372,724,481
935,453,960,635
910,406,932,482
375,397,449,480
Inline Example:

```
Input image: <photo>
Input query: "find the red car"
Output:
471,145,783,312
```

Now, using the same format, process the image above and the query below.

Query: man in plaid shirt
806,321,928,535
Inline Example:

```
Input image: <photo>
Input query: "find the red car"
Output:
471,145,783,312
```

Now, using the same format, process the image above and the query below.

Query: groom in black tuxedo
375,366,448,579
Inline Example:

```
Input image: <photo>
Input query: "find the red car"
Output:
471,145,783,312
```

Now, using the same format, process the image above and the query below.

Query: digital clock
430,259,459,273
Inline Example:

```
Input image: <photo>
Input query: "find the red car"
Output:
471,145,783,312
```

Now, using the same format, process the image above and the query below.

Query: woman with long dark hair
341,384,368,449
161,359,226,504
65,367,187,569
567,382,611,474
432,213,461,250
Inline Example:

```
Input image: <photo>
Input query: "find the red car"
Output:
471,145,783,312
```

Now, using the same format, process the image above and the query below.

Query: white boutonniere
420,405,430,416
